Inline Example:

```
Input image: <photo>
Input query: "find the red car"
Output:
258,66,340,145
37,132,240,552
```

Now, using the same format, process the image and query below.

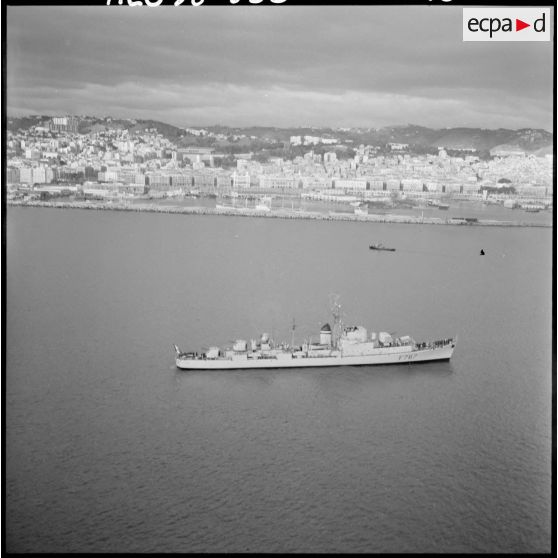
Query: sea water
6,207,552,552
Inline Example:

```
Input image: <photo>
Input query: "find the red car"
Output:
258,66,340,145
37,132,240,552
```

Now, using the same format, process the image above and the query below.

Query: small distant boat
369,243,395,252
480,249,485,256
438,203,450,210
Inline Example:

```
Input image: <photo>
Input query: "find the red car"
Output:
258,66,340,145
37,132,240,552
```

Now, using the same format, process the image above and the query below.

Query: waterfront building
146,173,171,191
516,185,549,198
193,172,216,190
232,172,251,190
258,175,299,190
37,167,49,184
216,172,233,189
57,166,85,183
7,167,20,184
401,178,423,192
31,166,54,185
333,178,367,191
424,181,440,192
367,178,385,191
462,182,480,194
117,183,147,195
82,187,110,199
169,173,193,188
386,178,401,191
443,182,462,194
300,176,334,190
98,170,119,182
118,170,146,185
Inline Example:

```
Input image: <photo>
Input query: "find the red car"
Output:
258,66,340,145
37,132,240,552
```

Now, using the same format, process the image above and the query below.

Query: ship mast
330,294,343,350
291,317,296,350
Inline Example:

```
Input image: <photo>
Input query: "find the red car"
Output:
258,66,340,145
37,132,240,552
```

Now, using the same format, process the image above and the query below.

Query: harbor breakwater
7,200,551,228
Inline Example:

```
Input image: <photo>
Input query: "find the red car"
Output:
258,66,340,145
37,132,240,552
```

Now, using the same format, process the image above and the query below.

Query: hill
7,115,553,155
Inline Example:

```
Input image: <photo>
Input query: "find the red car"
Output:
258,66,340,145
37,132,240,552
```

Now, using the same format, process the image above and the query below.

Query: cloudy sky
7,5,554,130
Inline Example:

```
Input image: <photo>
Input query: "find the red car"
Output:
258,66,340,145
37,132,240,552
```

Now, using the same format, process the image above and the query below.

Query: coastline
7,199,551,228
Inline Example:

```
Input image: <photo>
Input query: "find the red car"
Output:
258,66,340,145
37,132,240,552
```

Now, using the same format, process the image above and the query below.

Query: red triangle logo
516,19,530,31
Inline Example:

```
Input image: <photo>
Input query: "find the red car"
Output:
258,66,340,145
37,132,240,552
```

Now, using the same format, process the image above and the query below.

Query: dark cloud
7,5,554,129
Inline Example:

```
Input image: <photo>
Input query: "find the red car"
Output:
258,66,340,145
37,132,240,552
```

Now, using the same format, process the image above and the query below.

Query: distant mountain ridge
7,115,553,155
350,124,553,154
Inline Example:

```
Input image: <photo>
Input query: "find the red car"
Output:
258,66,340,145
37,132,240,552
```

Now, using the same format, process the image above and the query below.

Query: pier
7,200,551,228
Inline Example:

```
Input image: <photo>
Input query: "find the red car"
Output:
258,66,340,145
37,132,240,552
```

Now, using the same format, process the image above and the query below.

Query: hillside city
6,116,553,212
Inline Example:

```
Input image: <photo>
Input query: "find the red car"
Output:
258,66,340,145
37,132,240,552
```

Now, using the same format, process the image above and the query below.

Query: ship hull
176,345,454,370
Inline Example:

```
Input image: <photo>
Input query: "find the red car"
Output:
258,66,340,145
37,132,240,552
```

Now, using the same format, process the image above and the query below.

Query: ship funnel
320,323,332,346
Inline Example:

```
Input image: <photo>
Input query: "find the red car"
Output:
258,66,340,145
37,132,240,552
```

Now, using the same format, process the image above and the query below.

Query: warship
174,299,456,370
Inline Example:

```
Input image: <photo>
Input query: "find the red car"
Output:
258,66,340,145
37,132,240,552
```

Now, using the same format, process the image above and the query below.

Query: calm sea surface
6,207,552,553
